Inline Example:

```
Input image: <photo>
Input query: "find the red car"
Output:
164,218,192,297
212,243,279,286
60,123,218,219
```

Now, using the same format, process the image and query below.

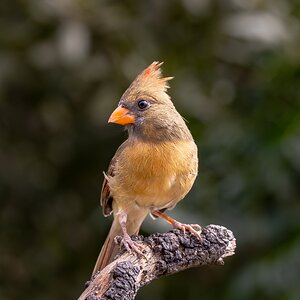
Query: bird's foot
172,221,202,239
119,233,146,258
152,210,202,240
117,211,145,257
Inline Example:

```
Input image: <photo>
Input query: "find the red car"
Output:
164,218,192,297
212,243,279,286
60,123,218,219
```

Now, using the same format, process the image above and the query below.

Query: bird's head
108,62,191,141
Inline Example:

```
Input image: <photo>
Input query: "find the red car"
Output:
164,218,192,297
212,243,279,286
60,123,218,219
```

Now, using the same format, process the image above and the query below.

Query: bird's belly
133,176,181,208
112,171,195,211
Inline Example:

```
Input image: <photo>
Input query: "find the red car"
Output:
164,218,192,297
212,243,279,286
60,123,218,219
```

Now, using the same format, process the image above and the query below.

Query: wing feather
100,140,129,216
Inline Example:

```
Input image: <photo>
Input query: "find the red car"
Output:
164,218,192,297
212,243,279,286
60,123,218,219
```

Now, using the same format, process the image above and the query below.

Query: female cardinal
92,62,200,275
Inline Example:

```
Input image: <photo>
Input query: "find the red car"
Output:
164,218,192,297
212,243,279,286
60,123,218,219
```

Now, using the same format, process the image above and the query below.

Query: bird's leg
117,212,145,257
152,210,202,239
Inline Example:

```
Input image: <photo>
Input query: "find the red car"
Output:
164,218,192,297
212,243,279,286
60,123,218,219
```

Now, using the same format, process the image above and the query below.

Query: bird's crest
123,61,174,99
138,61,173,91
120,61,174,105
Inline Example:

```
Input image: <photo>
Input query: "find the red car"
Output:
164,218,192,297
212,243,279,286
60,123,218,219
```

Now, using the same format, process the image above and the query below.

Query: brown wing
100,139,129,216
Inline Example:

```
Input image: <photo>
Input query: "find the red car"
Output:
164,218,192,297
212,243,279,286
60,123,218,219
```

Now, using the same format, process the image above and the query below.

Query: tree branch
78,225,236,300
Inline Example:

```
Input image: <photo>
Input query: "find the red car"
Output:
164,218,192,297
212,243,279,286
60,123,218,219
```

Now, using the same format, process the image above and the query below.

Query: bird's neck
126,118,193,143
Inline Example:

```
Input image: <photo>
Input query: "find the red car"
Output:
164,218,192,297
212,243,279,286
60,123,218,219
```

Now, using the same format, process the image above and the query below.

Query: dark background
1,1,300,299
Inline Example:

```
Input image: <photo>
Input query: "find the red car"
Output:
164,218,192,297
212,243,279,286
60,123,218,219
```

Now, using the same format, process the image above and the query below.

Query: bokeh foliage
1,1,300,299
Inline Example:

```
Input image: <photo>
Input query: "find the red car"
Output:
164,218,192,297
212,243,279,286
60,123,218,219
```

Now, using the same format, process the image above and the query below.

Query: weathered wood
79,225,236,300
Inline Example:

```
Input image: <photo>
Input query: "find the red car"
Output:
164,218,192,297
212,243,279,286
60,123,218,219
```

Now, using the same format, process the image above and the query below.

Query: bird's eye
137,100,150,110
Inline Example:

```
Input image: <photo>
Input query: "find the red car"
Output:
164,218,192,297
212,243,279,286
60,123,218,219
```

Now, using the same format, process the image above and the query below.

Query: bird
92,61,200,276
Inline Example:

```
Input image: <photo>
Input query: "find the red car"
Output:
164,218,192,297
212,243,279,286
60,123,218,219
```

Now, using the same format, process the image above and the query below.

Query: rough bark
78,225,236,300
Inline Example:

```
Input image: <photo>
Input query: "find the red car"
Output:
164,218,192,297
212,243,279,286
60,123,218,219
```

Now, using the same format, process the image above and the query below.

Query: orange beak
108,106,135,125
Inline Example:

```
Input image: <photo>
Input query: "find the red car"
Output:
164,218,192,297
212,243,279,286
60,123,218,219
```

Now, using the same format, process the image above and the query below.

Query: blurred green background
1,0,300,299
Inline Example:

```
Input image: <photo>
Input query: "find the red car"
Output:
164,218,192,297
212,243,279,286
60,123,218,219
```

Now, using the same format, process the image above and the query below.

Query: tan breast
108,139,198,213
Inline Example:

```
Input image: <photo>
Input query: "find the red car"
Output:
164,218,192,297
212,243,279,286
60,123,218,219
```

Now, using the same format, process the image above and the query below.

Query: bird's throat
128,121,193,143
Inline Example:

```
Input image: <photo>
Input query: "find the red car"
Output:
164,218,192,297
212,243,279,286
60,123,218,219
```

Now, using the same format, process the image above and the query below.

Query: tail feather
92,209,148,276
92,219,122,276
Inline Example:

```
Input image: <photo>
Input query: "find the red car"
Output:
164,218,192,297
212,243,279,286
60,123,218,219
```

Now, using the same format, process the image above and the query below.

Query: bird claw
173,221,202,239
120,234,146,258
